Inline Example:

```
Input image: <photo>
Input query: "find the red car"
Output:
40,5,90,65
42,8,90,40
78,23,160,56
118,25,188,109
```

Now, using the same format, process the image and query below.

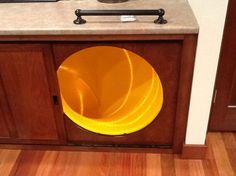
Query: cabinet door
53,41,183,147
0,44,61,142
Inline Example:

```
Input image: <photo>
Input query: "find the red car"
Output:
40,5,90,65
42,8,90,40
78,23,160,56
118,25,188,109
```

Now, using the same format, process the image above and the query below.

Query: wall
185,0,229,144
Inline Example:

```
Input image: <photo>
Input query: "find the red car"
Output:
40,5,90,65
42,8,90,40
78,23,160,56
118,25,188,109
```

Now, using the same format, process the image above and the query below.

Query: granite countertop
0,0,198,35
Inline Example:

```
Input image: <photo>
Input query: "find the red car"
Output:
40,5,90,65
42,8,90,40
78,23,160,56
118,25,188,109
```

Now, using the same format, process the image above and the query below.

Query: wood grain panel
0,44,59,142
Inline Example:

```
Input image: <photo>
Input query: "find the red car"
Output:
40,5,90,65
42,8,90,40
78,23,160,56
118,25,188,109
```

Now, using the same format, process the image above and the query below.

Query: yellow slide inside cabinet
57,46,163,135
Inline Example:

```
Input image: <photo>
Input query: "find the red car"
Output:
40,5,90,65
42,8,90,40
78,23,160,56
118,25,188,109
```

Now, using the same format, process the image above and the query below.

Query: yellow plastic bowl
57,46,163,135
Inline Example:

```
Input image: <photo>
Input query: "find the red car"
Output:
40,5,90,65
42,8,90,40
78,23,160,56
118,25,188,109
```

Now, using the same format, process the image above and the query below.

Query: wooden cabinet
0,44,65,144
0,35,197,153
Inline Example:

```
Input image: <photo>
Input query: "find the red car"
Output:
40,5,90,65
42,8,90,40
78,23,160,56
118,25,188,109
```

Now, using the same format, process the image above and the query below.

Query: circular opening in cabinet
57,46,163,135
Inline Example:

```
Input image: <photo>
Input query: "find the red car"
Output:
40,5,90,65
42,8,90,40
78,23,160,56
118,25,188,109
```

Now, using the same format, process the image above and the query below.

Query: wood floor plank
161,154,176,176
188,160,205,176
44,151,115,176
202,159,219,176
174,155,190,176
225,149,236,174
222,133,236,174
74,152,112,176
46,151,82,176
146,153,162,176
130,153,146,176
13,150,45,176
106,152,129,176
59,152,88,176
222,133,236,148
35,151,59,176
0,149,20,176
120,153,134,176
202,138,220,176
208,133,235,176
111,152,146,176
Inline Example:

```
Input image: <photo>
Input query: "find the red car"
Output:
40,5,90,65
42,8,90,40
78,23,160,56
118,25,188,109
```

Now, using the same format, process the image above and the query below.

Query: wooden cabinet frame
0,34,197,153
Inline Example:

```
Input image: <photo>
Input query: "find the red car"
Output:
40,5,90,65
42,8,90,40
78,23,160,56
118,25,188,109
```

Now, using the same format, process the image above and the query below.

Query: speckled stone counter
0,0,198,35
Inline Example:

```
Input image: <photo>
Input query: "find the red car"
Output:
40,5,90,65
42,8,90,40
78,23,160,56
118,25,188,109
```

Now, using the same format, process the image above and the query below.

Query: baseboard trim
181,144,207,159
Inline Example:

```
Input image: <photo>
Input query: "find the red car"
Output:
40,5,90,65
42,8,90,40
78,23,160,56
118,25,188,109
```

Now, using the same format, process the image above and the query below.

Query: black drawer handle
73,9,167,25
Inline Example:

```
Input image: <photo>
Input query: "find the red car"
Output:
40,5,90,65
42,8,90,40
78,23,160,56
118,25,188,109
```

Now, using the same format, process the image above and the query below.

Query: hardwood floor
0,132,235,176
